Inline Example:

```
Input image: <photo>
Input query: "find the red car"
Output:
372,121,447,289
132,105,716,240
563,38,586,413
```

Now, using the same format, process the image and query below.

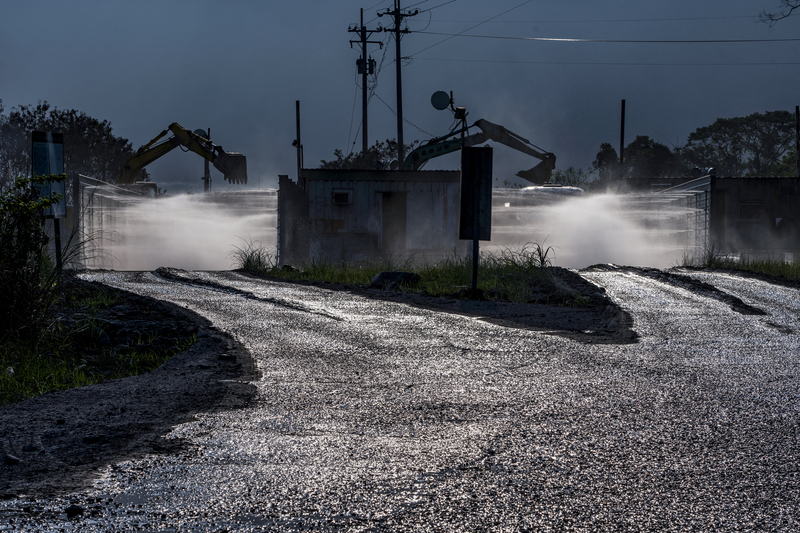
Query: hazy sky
2,0,799,193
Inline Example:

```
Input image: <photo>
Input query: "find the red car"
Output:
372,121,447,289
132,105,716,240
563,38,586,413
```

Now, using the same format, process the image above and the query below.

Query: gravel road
1,267,799,531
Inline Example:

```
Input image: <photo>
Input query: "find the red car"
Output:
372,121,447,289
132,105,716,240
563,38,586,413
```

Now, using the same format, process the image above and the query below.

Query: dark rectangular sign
459,146,492,241
31,131,66,218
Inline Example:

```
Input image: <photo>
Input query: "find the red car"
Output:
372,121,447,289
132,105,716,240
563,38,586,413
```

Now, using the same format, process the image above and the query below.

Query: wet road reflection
3,268,799,531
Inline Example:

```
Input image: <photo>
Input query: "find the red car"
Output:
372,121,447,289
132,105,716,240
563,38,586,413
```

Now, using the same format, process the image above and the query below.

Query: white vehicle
501,183,584,207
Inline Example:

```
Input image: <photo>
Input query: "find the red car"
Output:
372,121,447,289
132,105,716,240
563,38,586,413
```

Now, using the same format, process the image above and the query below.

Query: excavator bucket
214,151,248,184
516,158,555,185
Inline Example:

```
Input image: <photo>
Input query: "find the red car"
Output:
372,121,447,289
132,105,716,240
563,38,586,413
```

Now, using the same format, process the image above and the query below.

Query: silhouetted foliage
769,146,798,177
590,110,796,181
320,138,419,170
680,110,795,176
592,137,683,180
591,142,620,180
0,100,133,191
0,174,65,339
624,135,685,178
760,1,800,26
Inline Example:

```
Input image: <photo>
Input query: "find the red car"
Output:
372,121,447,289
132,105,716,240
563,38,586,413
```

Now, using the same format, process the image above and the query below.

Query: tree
679,110,795,176
623,135,684,178
320,138,418,170
591,137,683,181
0,101,133,191
769,146,798,177
760,1,800,26
591,142,620,181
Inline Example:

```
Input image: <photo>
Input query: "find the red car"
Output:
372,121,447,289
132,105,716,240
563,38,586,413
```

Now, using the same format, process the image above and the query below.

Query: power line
347,69,361,157
425,14,796,23
371,91,434,137
414,9,433,32
414,57,800,66
364,1,394,25
404,0,431,9
365,0,392,10
368,33,393,100
417,0,458,13
410,0,532,56
373,91,397,117
415,31,800,43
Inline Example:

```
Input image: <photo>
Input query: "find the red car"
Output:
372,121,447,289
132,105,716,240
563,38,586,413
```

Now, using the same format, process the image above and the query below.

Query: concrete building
709,176,800,260
278,169,466,265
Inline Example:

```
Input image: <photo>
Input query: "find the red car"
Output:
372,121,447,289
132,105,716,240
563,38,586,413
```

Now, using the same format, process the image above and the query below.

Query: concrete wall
278,174,310,266
279,169,465,265
710,176,800,259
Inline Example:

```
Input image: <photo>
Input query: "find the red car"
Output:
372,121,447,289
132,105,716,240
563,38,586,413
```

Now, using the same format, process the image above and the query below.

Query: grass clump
479,243,588,305
229,238,276,274
230,238,413,285
231,239,589,306
682,246,800,280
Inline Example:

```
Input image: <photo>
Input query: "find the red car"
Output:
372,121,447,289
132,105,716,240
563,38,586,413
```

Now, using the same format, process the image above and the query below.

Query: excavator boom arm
119,131,180,185
471,119,556,185
119,123,247,185
402,118,556,185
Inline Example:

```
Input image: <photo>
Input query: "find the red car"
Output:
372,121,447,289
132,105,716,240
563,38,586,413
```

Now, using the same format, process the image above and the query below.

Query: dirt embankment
0,282,259,500
255,266,638,345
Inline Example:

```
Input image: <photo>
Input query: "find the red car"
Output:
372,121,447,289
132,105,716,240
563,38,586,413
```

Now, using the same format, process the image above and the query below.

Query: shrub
0,174,65,339
228,237,277,275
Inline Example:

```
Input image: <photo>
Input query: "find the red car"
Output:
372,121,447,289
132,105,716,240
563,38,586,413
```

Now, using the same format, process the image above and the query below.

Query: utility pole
619,99,626,180
379,1,418,165
293,101,303,187
349,9,382,154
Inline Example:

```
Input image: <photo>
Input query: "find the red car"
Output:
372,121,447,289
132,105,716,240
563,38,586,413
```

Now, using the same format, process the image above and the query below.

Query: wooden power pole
380,1,418,165
349,9,382,154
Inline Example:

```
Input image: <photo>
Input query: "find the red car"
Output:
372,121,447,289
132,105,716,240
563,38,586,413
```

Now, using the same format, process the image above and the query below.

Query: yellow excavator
402,118,556,185
119,123,247,189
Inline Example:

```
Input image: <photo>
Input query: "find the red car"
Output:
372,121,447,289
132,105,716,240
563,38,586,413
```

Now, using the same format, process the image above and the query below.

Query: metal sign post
460,146,493,292
32,131,65,271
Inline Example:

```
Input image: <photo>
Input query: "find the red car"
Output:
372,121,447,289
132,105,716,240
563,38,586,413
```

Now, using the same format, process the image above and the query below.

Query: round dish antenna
431,91,450,111
193,128,208,138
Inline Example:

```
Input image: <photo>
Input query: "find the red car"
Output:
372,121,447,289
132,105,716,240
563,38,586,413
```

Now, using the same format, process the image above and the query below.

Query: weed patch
1,278,197,406
230,239,590,307
682,246,800,280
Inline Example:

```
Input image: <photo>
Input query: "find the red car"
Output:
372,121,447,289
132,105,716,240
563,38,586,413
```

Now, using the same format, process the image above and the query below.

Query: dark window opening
332,190,353,205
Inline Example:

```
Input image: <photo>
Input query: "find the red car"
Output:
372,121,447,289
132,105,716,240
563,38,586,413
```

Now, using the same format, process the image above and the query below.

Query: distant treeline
0,100,133,192
591,110,798,182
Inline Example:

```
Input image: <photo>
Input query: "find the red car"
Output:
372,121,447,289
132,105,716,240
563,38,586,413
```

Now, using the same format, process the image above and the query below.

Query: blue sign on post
31,131,66,218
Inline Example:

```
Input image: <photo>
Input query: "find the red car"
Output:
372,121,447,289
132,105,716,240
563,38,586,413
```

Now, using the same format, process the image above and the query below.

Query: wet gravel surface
2,267,799,531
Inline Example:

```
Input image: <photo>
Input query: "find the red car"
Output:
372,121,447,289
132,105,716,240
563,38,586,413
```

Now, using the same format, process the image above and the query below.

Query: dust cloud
489,192,700,269
91,192,276,271
84,188,698,272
